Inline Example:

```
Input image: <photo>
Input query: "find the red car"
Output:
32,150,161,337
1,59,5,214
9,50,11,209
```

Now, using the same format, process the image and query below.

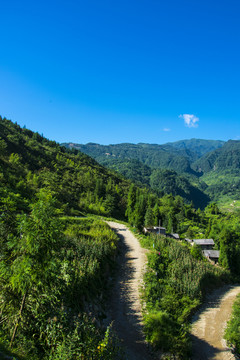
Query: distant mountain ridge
166,138,225,157
192,140,240,173
62,139,240,208
62,139,225,175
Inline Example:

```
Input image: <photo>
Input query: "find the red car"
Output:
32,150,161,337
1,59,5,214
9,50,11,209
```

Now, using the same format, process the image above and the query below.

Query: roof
153,226,166,230
193,239,215,246
203,250,220,258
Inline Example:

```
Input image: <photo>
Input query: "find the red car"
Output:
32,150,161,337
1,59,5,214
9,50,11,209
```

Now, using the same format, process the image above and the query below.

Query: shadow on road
191,334,222,360
106,225,152,360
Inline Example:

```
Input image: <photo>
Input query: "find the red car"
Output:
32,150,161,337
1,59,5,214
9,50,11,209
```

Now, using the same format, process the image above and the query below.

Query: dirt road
191,285,240,360
106,221,152,360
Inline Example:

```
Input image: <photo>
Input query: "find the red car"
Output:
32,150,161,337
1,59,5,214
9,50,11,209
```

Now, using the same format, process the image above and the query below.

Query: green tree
219,227,240,274
190,244,203,260
125,184,136,225
145,207,154,227
0,190,63,347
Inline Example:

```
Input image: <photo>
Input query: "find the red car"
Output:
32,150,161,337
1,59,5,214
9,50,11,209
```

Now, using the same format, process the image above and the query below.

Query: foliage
0,116,131,219
1,116,240,359
0,193,122,359
224,293,240,354
149,169,210,209
190,244,204,260
64,139,240,208
141,234,230,358
166,138,224,157
62,142,196,173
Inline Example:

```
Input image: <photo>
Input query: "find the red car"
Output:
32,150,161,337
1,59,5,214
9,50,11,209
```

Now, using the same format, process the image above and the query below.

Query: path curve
105,221,152,360
191,285,240,360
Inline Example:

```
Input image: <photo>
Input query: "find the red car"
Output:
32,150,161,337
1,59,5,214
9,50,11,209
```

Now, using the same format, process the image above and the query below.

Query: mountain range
62,139,240,209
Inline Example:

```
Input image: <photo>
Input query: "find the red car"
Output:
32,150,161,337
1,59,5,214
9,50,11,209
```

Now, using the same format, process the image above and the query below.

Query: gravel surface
106,222,240,360
105,222,152,360
191,285,240,360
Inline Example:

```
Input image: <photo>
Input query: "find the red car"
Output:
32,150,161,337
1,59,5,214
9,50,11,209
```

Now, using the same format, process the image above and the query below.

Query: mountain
62,139,240,208
192,140,240,174
62,142,198,174
63,140,225,174
62,142,212,208
166,138,225,157
191,140,240,203
149,169,210,209
0,117,133,218
1,118,239,360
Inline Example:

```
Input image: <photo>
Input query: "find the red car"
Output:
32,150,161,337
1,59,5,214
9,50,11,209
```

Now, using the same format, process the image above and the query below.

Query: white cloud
179,114,199,128
163,128,171,132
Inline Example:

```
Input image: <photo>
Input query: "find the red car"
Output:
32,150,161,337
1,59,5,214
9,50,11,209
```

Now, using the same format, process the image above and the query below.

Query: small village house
185,238,220,263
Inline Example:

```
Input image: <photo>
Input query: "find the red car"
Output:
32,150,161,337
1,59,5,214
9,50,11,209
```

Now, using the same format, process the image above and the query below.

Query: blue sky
0,0,239,144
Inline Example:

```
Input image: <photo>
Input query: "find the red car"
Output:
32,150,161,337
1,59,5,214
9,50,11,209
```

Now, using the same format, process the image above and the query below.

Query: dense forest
1,116,240,359
63,139,240,210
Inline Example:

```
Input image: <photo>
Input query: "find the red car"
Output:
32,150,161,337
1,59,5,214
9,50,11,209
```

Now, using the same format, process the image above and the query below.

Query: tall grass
141,233,231,358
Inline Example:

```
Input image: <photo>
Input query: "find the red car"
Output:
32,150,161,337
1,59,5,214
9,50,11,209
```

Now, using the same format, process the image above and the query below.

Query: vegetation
165,138,224,157
0,192,123,359
1,116,240,359
0,116,132,219
140,233,230,358
63,139,240,209
62,142,197,173
224,294,240,355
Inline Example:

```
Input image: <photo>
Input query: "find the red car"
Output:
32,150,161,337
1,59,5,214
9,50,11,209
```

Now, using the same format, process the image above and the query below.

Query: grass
136,231,231,359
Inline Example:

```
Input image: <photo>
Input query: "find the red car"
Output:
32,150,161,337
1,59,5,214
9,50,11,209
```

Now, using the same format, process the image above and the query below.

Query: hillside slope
166,138,224,157
193,140,240,174
63,142,211,208
62,142,197,174
192,140,240,203
0,116,131,218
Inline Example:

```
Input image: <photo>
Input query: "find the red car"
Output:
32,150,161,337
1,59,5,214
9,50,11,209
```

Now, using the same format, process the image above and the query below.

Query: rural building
143,227,179,239
185,238,220,263
202,250,220,264
154,226,166,235
168,233,180,240
143,226,166,236
193,239,215,250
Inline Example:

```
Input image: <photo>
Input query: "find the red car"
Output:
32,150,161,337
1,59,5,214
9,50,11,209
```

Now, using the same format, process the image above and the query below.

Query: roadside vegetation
137,232,231,359
224,293,240,356
0,192,123,359
1,117,240,359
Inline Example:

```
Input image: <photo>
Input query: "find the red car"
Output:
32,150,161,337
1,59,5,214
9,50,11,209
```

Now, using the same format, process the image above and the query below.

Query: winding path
106,221,152,360
191,285,240,360
106,221,240,360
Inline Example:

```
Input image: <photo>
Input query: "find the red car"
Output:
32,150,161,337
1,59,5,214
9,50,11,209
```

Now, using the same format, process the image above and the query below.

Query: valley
63,139,240,211
1,117,240,359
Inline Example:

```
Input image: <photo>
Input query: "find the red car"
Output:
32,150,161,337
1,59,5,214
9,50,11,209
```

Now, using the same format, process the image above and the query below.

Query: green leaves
142,233,230,358
224,294,240,353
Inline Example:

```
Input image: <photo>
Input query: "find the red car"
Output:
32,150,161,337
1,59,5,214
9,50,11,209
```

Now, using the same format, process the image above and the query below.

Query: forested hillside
63,142,211,209
1,117,240,359
192,140,240,205
0,116,217,359
166,138,224,157
192,140,240,173
0,117,133,219
63,139,240,209
62,142,197,173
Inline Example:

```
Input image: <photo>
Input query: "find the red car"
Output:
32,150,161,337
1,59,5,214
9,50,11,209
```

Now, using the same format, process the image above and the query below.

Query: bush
224,294,240,354
142,233,231,358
